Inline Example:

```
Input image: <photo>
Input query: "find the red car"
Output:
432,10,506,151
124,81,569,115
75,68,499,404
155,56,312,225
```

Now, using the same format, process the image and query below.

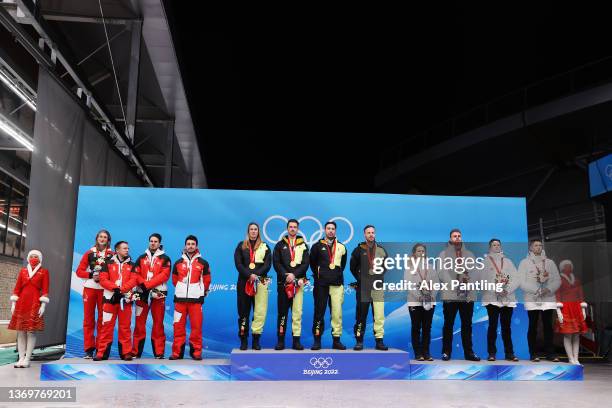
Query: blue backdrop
66,187,528,358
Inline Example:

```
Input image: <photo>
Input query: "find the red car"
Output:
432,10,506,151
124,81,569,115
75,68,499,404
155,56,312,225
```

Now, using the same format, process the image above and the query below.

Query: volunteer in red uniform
95,241,140,361
75,230,113,359
170,235,211,360
132,233,172,358
555,260,588,365
9,250,49,368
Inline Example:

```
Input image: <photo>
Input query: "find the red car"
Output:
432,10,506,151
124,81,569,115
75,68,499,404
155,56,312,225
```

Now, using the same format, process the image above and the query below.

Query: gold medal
329,263,336,269
249,262,256,270
290,261,297,267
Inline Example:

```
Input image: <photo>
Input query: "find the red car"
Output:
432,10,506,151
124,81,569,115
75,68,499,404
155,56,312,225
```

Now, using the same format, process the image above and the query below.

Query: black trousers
276,285,296,337
486,305,514,355
353,287,381,339
409,305,435,357
442,301,474,356
312,284,343,337
527,309,555,358
236,279,254,337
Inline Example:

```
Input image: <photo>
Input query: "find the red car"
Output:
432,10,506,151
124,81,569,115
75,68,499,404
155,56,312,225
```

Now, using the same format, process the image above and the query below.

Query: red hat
285,282,296,299
245,280,256,297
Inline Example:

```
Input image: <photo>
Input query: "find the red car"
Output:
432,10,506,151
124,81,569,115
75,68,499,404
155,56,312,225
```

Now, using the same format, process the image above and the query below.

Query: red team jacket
76,247,114,290
133,249,172,294
99,255,139,301
172,250,211,303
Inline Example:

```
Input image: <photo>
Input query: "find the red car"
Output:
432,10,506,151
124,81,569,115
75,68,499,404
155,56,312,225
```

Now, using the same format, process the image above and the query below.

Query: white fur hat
559,259,573,272
27,249,43,263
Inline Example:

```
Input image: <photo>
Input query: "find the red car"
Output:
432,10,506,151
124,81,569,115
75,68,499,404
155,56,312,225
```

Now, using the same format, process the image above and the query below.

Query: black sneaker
441,353,451,361
332,337,346,350
311,337,322,351
530,355,540,362
465,353,481,362
505,354,519,362
169,355,182,360
83,349,94,359
154,355,164,359
416,355,425,361
274,336,285,351
252,334,262,350
487,355,496,362
292,337,304,351
375,338,389,351
353,340,364,351
121,353,134,361
424,354,434,361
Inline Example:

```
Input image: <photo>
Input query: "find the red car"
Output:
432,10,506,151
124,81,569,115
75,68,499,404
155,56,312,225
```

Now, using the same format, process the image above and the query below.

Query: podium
231,348,410,381
40,350,583,381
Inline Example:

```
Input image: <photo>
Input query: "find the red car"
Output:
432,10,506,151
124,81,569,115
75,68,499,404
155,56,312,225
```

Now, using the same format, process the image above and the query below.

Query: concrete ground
0,359,610,408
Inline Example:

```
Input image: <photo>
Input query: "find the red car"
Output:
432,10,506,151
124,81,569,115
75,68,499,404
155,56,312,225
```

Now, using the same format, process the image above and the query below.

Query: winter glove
111,288,121,304
556,303,564,325
138,283,149,299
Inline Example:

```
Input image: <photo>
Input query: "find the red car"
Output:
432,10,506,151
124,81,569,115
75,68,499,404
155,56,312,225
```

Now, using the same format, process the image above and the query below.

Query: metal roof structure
0,0,206,188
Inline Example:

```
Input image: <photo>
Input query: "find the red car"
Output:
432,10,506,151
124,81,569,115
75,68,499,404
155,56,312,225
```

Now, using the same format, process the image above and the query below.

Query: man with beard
439,229,481,361
170,235,211,360
273,219,310,350
132,233,172,358
309,221,348,350
349,225,388,351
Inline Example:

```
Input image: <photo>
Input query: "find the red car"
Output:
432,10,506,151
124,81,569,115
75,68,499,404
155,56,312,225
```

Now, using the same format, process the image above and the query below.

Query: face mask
29,257,40,267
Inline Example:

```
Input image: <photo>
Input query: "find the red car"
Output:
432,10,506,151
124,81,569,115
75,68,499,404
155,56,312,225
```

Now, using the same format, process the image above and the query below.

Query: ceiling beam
9,0,154,186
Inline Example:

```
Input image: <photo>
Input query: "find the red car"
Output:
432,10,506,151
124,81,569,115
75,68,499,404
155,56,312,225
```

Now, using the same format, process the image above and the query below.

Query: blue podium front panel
137,364,231,381
40,363,138,381
496,364,584,381
231,349,411,381
410,363,498,380
40,359,231,381
410,361,583,381
40,356,583,381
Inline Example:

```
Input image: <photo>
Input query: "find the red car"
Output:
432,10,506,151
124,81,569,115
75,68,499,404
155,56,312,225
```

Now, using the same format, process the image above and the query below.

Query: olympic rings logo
309,357,333,369
263,215,354,246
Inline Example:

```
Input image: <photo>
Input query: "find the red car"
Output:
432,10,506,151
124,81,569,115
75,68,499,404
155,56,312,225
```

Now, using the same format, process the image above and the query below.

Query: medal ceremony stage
35,349,583,382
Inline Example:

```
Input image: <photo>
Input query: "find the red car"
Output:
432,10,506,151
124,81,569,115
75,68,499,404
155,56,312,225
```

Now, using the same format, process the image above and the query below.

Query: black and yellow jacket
273,235,310,286
349,241,388,289
309,238,347,286
234,240,272,282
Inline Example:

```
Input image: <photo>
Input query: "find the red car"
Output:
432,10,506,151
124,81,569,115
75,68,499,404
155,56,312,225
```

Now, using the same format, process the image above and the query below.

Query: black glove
139,283,150,299
111,288,121,304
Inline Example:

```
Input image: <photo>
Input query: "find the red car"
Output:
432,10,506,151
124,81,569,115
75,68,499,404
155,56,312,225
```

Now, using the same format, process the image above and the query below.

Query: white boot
562,334,575,364
14,331,26,368
572,334,582,366
21,332,36,368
